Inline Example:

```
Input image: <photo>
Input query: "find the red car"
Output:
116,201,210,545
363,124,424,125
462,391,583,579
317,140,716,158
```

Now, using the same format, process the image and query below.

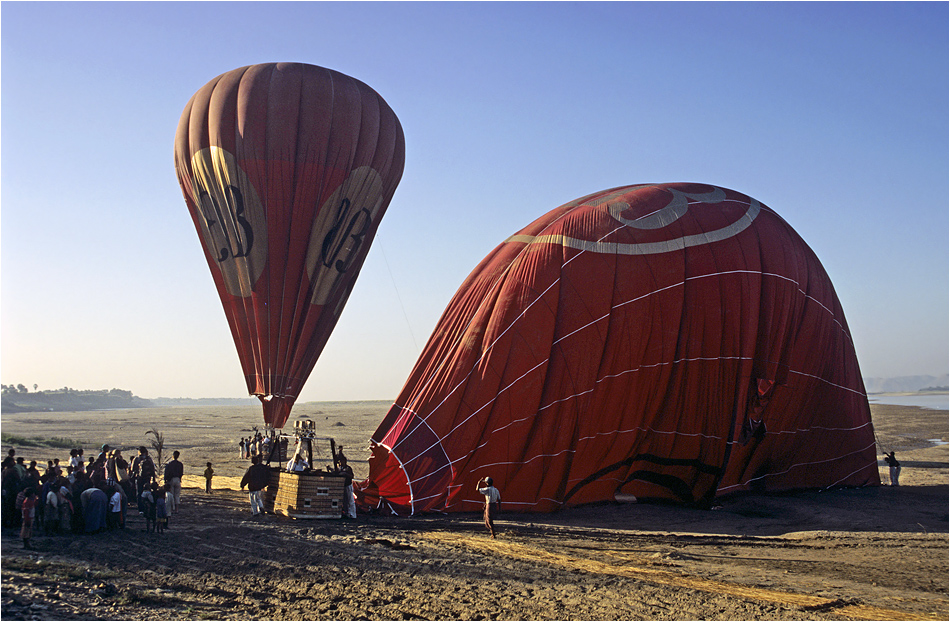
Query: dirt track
1,403,947,620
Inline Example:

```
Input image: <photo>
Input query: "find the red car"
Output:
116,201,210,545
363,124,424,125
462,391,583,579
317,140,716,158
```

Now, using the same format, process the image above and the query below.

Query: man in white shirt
476,477,501,538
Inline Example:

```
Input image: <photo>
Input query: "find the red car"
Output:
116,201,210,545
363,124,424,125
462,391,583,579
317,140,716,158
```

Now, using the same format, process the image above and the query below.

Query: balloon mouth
258,393,294,401
256,394,297,429
355,442,414,514
356,409,456,515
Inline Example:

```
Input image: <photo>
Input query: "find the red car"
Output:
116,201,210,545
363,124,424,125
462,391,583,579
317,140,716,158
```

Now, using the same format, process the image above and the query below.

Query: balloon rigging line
716,441,878,495
377,238,420,353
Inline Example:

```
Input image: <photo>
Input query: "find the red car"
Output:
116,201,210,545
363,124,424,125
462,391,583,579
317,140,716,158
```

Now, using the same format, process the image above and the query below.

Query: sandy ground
1,402,947,621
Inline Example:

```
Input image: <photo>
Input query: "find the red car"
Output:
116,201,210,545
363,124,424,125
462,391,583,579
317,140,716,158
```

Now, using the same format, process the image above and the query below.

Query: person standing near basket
240,455,270,517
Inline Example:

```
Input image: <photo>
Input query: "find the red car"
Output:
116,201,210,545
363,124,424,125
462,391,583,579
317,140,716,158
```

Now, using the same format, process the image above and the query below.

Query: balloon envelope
174,63,405,428
357,183,879,515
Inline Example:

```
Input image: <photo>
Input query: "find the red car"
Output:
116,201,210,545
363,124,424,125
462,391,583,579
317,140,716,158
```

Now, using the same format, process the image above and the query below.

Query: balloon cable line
378,238,420,353
871,422,889,456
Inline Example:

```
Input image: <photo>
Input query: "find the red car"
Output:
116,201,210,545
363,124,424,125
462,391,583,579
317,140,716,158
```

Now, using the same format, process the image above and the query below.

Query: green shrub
1,432,82,449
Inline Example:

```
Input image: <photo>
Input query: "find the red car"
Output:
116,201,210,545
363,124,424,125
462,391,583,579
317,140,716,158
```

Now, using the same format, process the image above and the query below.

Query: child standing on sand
204,462,214,494
20,488,37,550
107,484,123,530
141,485,156,533
155,488,168,534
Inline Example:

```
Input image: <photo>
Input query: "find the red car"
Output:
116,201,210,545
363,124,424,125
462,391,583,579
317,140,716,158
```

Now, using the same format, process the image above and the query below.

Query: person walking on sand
203,462,214,494
884,451,901,486
164,451,184,513
476,476,502,538
240,455,270,516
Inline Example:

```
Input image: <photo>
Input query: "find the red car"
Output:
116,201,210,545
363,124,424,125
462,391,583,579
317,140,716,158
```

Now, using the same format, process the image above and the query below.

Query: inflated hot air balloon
174,63,404,428
357,183,879,515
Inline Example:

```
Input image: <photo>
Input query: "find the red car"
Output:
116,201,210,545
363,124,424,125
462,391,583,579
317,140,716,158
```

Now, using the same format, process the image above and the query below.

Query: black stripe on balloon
562,453,720,505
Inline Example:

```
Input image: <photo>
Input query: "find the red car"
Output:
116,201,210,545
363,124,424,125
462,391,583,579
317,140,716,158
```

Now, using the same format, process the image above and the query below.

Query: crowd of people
1,444,186,549
238,431,286,461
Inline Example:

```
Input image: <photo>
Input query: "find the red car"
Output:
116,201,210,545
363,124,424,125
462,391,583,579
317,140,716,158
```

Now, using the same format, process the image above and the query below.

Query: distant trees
1,386,153,413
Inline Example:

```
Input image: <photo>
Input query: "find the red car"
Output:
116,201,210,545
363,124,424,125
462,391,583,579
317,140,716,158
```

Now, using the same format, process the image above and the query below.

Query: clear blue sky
2,2,947,402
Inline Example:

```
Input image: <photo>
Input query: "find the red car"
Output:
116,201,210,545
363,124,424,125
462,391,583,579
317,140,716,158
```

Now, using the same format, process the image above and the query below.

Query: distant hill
863,374,949,394
0,388,153,413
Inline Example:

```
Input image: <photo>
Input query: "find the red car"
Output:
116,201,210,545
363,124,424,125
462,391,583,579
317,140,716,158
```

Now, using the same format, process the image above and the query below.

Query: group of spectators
1,444,185,549
239,431,286,461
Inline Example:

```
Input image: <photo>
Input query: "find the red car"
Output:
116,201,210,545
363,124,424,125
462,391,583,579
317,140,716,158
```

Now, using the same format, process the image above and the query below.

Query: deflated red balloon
357,183,879,515
174,63,405,428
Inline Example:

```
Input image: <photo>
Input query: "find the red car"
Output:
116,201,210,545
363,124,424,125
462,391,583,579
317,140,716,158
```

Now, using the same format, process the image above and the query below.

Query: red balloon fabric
357,183,879,515
174,63,405,428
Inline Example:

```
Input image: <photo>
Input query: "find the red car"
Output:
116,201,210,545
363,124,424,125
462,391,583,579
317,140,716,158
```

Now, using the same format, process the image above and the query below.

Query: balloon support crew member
476,477,501,538
884,452,901,486
240,455,271,516
338,454,356,519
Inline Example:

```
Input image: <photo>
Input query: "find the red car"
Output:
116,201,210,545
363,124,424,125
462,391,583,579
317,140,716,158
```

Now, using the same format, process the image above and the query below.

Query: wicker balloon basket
263,467,346,519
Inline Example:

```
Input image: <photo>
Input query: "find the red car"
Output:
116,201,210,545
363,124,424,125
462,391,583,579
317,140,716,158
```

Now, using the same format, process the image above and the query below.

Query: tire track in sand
420,532,945,621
